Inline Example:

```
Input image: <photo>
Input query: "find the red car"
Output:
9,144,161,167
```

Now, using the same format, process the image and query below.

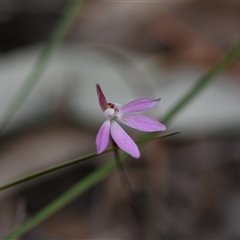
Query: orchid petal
110,121,140,158
121,98,160,113
96,120,110,153
96,84,107,111
119,114,166,132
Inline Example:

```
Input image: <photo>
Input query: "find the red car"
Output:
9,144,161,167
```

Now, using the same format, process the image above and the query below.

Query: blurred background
0,1,240,239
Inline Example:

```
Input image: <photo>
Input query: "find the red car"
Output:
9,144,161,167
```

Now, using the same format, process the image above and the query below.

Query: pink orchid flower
96,84,166,158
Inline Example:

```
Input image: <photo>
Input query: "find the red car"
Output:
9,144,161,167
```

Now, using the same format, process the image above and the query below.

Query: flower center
104,103,120,119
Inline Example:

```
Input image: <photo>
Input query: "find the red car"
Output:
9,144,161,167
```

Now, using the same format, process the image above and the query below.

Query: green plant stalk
0,151,102,192
4,41,240,239
161,42,240,125
0,132,178,192
0,0,87,132
3,159,119,240
138,41,240,143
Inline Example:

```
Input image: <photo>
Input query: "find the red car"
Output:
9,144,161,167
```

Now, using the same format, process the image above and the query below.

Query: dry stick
111,138,145,238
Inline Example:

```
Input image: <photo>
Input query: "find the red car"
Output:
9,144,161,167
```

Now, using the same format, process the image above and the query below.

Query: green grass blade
162,42,240,124
3,159,118,240
0,152,100,192
0,0,87,132
137,41,240,144
4,42,240,239
0,132,178,192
